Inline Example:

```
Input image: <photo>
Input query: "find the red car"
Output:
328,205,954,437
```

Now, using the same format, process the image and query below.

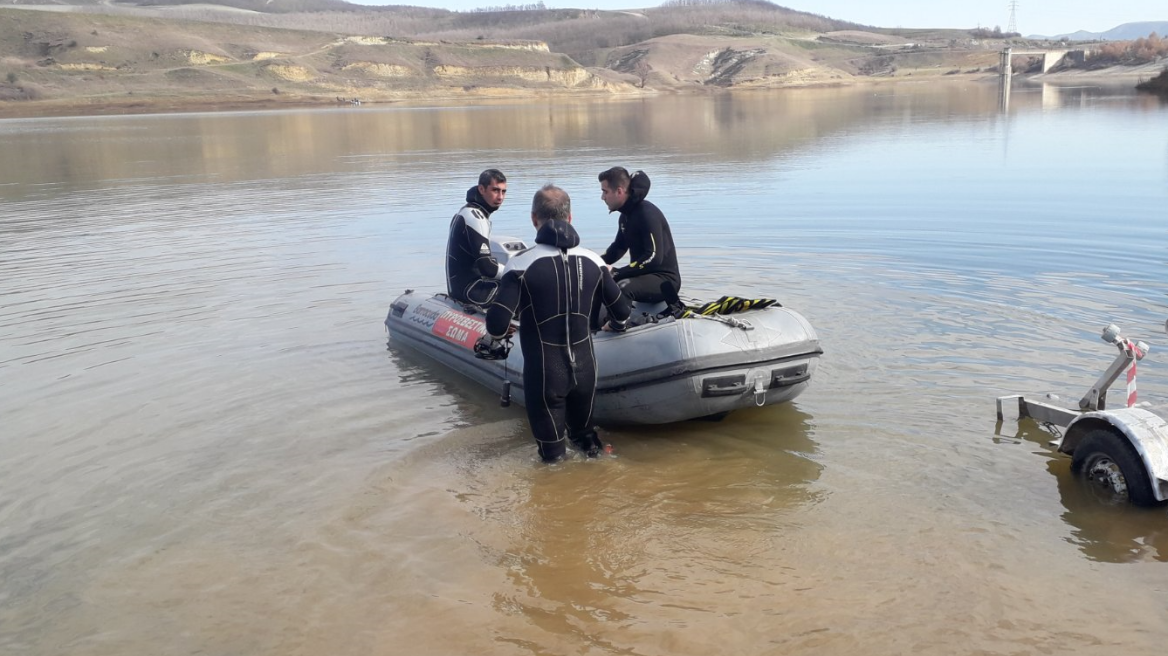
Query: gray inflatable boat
385,237,822,425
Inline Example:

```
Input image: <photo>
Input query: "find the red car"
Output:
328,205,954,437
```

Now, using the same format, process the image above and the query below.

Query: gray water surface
3,81,1168,655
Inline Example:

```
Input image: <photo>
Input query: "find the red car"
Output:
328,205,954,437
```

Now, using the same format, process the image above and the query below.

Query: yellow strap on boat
692,295,778,317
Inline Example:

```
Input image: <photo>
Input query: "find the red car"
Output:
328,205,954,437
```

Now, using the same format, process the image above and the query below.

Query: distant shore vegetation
1088,32,1168,67
1135,66,1168,94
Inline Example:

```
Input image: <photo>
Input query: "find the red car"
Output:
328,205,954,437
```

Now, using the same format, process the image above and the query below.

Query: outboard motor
489,235,528,267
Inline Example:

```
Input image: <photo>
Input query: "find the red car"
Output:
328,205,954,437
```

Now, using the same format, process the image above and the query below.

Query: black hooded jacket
600,171,681,286
445,186,501,302
486,219,630,348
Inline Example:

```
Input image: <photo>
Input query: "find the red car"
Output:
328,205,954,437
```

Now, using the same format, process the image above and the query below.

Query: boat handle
771,373,810,388
702,375,748,398
770,366,809,388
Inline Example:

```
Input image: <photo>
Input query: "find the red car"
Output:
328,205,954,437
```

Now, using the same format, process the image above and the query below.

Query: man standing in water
597,167,685,317
446,169,507,307
482,185,630,463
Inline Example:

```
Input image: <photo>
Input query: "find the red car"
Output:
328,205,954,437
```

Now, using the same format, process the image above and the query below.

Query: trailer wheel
1071,428,1159,507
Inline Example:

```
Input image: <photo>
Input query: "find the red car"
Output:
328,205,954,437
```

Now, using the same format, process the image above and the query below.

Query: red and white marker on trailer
1124,339,1145,407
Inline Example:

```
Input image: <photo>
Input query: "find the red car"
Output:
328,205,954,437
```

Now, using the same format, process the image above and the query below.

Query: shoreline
0,69,1153,120
0,84,660,119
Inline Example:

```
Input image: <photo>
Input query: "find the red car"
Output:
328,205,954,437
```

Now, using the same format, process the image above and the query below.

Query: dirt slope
0,8,639,114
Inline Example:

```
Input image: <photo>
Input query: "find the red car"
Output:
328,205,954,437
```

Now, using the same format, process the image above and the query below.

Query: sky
354,0,1168,37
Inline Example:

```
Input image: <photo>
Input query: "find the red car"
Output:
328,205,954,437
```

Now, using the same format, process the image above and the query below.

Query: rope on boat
691,313,753,330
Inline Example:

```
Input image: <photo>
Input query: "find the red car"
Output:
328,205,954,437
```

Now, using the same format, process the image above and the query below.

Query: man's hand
473,334,511,360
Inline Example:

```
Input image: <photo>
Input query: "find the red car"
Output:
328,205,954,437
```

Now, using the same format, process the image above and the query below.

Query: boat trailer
996,323,1168,506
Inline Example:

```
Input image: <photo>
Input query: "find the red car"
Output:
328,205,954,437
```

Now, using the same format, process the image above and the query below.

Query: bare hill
0,0,1027,115
0,7,642,114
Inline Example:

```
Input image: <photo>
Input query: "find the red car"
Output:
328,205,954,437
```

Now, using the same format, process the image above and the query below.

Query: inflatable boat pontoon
385,237,822,425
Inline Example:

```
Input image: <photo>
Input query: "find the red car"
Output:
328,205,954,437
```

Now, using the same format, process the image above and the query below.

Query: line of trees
969,26,1020,39
472,2,547,12
1089,33,1168,66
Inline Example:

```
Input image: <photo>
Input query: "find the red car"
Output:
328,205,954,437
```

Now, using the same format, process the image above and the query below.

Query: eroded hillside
0,1,1028,115
0,8,641,113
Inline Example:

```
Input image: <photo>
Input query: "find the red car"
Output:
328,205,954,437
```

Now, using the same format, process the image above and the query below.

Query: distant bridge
998,47,1092,75
997,47,1094,110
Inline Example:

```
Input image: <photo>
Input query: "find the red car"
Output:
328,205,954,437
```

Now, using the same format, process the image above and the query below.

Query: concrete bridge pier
999,48,1012,111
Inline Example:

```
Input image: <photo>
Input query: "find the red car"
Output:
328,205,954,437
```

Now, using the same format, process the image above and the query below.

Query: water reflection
999,418,1168,563
5,81,1163,206
1050,456,1168,563
387,343,515,430
483,406,821,646
996,79,1168,114
0,82,1046,202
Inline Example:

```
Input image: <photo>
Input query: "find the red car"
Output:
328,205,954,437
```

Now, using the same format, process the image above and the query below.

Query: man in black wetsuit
484,185,631,463
597,167,684,316
446,169,507,306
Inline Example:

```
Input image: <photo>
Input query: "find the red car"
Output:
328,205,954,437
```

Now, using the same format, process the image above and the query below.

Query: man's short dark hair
597,166,630,190
532,184,571,223
479,169,506,187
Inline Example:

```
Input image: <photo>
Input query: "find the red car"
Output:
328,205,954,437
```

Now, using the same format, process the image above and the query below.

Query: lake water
3,80,1168,654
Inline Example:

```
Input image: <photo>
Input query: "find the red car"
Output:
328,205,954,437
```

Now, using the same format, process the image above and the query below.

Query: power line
1007,0,1019,34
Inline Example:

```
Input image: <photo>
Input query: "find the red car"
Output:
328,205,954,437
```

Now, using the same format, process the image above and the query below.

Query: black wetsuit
601,171,682,305
486,220,631,462
446,187,501,306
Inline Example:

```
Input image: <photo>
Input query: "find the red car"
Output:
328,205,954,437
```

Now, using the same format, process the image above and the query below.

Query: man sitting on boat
445,169,508,308
483,184,630,462
597,167,685,318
